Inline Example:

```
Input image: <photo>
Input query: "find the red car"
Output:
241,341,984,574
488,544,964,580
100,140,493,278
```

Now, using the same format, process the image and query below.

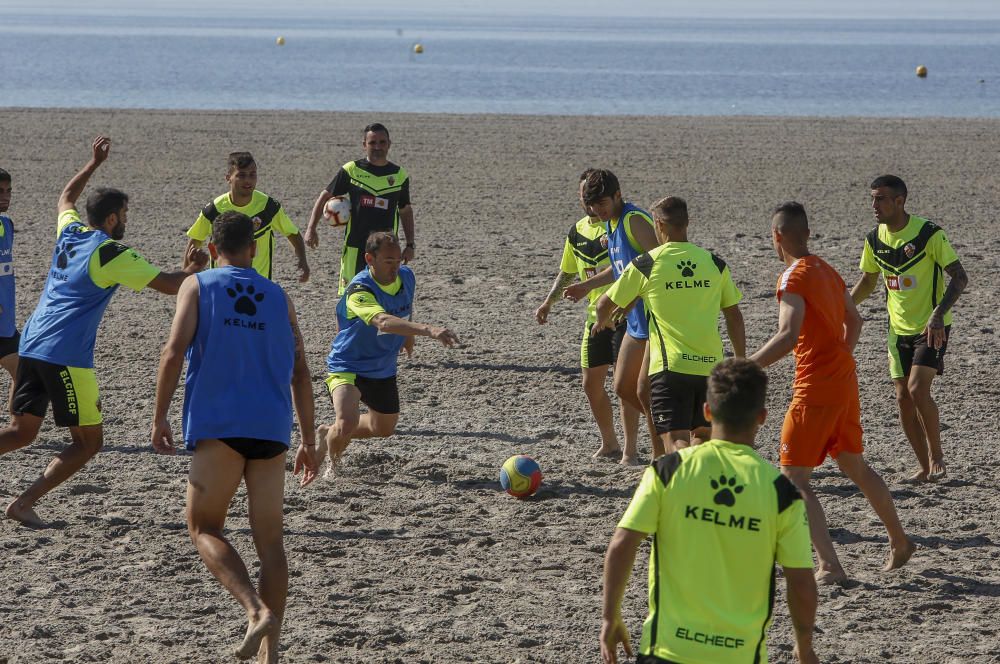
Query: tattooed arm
926,260,968,349
535,271,576,324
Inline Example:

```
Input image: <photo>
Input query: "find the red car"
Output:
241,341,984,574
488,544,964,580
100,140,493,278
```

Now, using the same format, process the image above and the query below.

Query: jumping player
563,170,660,462
535,170,639,462
851,176,968,481
751,202,914,585
1,136,207,527
595,196,745,455
318,232,458,474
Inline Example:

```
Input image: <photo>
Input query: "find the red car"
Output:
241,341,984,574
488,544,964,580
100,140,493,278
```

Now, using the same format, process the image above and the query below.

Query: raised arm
287,295,318,486
58,136,111,214
783,566,819,664
850,271,879,305
601,527,646,664
148,244,208,295
150,277,200,454
536,270,576,324
750,293,805,368
926,259,968,349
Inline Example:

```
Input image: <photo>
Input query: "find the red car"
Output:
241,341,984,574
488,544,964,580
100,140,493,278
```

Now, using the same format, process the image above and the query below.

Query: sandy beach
0,108,998,663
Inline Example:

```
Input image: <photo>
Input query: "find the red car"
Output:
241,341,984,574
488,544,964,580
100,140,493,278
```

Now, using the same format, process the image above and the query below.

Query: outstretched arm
564,265,614,302
58,136,110,214
722,304,746,358
369,313,459,347
151,277,200,454
601,527,646,664
147,244,209,295
536,271,576,324
926,260,968,349
750,293,805,368
850,271,879,305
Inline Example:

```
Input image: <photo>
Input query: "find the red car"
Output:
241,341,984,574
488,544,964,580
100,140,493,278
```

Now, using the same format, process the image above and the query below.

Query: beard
111,224,126,241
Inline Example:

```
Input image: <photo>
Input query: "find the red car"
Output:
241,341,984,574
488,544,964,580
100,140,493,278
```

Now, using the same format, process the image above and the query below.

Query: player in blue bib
151,211,318,662
0,136,207,528
0,168,20,404
318,232,459,476
564,170,662,462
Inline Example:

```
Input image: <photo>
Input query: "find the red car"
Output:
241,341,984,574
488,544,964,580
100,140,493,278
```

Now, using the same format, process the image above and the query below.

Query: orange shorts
780,399,863,467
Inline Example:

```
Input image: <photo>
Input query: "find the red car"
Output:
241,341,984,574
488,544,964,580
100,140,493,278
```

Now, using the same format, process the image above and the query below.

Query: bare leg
324,385,399,476
636,343,661,460
908,366,945,480
613,336,649,465
6,422,101,527
659,430,691,456
186,440,276,659
893,378,930,481
244,453,288,664
619,399,640,463
835,452,915,571
1,353,18,412
782,465,846,585
582,365,620,457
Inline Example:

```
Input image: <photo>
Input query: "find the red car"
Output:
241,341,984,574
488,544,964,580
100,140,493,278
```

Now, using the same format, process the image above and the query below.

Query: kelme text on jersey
665,278,712,290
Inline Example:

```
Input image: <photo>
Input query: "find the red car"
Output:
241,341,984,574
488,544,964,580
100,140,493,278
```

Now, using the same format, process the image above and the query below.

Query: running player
0,168,20,404
594,196,745,455
851,176,968,481
751,202,915,585
317,232,458,474
535,170,639,462
563,170,659,463
303,123,415,295
602,358,818,664
0,136,208,527
183,151,309,282
152,211,317,663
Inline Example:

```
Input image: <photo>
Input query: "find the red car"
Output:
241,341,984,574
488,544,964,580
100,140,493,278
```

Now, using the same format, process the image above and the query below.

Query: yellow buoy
916,65,927,78
276,36,285,46
413,43,424,54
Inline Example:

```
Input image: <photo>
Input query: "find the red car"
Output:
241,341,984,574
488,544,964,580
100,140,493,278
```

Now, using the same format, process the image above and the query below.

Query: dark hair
366,231,400,256
227,151,255,174
85,187,128,226
0,168,10,184
211,211,255,255
651,196,689,226
706,358,768,431
870,175,907,199
581,169,620,205
771,201,809,232
578,168,595,182
363,123,390,140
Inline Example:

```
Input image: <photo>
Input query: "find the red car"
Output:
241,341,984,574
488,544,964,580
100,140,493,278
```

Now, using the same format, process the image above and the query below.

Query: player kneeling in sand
318,232,458,475
151,211,318,662
751,202,914,585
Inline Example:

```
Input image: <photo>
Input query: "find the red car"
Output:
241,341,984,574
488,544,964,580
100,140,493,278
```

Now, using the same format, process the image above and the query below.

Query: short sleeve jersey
186,190,298,281
558,215,611,325
607,242,742,376
327,159,410,249
859,215,960,335
777,255,858,405
345,275,399,324
618,439,812,664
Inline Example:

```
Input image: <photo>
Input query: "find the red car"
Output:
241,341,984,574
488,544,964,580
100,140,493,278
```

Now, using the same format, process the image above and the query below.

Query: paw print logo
56,246,77,269
711,474,744,507
677,260,697,278
226,282,264,316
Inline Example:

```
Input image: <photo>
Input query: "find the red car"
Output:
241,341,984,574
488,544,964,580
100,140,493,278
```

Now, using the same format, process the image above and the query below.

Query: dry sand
0,109,998,663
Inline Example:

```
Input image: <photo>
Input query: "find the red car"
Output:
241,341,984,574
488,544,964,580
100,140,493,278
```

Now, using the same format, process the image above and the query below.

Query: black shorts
11,356,103,427
650,370,709,434
0,330,20,359
219,437,287,460
326,372,400,415
889,325,950,379
581,321,626,369
637,655,680,664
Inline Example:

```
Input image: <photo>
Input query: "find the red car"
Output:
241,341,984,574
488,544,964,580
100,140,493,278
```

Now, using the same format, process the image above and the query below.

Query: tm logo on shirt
886,274,917,291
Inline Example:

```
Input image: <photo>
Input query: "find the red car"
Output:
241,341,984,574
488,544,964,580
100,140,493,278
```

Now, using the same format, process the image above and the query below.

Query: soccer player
151,211,317,663
563,170,659,463
0,168,20,404
851,176,968,482
318,232,458,474
535,171,639,462
751,202,914,585
303,123,415,295
0,136,208,527
594,196,745,455
183,151,309,282
601,358,818,664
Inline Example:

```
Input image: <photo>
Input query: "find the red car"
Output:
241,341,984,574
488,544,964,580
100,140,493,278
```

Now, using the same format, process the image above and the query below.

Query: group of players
0,126,456,662
531,170,966,663
0,122,969,662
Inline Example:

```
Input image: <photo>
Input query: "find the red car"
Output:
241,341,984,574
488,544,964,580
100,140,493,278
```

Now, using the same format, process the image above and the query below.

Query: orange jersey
776,255,857,405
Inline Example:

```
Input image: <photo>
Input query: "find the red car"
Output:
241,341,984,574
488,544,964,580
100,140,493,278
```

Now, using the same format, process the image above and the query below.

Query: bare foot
619,455,643,467
815,568,849,586
5,500,46,528
902,468,929,484
592,447,622,460
316,426,331,477
235,610,276,661
884,537,916,571
928,458,947,481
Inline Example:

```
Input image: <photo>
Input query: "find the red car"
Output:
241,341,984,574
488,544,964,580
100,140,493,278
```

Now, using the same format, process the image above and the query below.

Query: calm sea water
2,11,999,117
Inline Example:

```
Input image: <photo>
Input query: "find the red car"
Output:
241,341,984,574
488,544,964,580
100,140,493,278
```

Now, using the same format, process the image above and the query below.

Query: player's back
777,255,856,402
